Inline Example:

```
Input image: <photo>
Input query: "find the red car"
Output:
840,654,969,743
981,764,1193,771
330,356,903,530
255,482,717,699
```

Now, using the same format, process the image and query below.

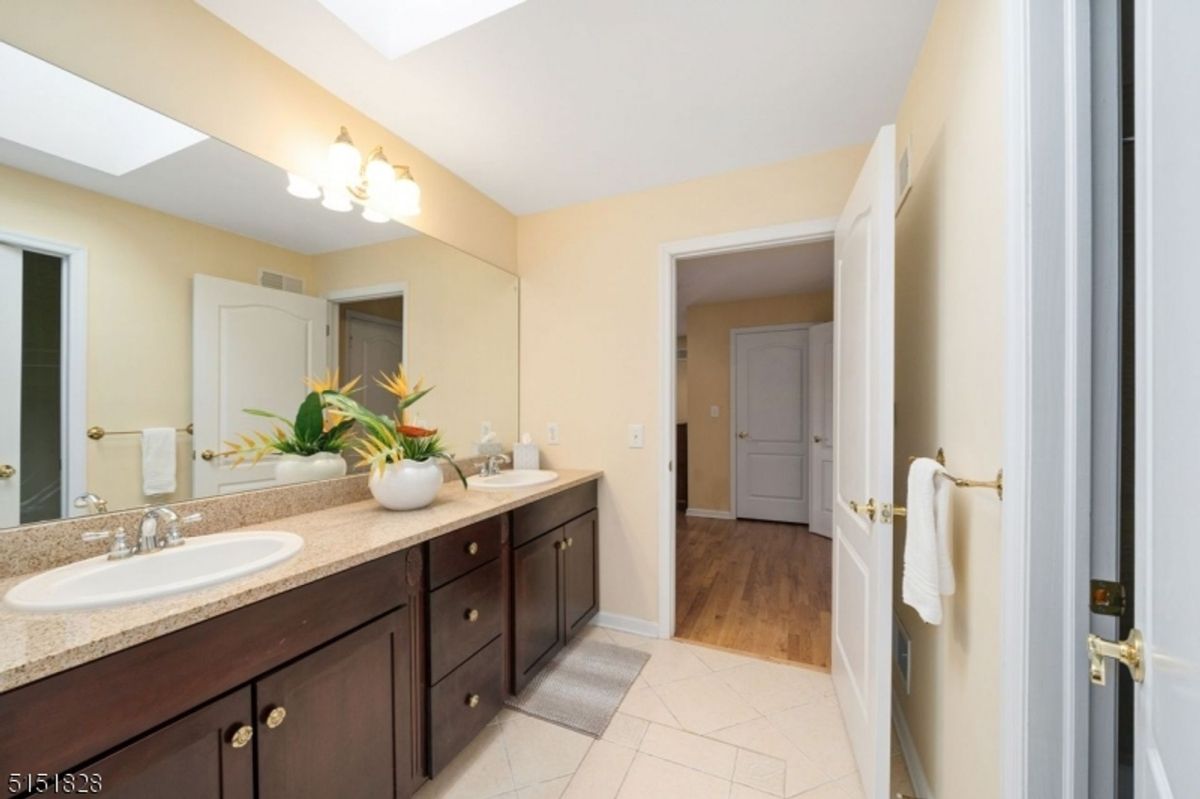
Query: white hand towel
141,427,177,496
902,457,955,624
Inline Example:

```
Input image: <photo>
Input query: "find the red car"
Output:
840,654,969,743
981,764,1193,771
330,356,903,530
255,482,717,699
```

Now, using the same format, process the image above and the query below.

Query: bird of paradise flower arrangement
322,366,468,489
224,372,362,466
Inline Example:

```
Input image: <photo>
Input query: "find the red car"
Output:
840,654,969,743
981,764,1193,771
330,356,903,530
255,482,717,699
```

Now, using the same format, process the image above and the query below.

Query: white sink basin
3,531,304,612
467,469,559,491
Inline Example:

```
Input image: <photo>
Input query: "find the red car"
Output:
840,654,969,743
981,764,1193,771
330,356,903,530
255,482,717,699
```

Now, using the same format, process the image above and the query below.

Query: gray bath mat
506,637,650,737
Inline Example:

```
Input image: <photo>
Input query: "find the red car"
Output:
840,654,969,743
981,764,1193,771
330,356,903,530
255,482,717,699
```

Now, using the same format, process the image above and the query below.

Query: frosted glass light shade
321,185,353,212
285,172,321,199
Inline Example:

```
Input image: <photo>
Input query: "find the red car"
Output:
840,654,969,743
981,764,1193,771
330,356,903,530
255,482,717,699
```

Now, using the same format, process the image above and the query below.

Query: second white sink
3,531,304,612
467,469,559,491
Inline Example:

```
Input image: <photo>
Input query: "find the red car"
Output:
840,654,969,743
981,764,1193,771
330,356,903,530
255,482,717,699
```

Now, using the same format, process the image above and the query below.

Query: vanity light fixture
285,126,422,222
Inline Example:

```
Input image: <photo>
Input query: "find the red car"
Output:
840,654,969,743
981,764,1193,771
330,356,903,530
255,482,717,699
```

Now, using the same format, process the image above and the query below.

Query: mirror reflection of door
339,298,405,419
0,243,65,527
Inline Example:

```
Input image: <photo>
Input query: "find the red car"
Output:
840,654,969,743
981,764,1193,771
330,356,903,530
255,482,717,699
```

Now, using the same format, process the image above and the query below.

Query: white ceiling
196,0,936,214
676,240,834,335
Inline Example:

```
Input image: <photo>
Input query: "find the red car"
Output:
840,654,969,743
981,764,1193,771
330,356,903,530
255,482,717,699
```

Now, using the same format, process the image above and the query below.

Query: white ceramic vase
275,452,348,486
368,459,444,511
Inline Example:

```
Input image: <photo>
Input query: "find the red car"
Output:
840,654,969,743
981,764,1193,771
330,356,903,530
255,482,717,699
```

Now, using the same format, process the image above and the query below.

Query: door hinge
1088,628,1144,685
325,324,331,336
1089,578,1126,617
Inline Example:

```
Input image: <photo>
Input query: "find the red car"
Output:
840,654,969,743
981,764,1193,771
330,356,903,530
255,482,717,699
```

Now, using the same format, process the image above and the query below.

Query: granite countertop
0,469,602,693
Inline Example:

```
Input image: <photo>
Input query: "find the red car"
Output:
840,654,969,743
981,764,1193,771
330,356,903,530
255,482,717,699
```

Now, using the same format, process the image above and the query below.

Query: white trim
324,281,408,377
592,611,659,640
0,228,88,519
658,219,837,639
892,692,935,799
728,322,813,522
683,507,735,520
1001,1,1092,795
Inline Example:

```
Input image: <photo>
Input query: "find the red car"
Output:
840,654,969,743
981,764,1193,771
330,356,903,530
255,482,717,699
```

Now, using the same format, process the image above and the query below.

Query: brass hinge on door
1087,628,1145,685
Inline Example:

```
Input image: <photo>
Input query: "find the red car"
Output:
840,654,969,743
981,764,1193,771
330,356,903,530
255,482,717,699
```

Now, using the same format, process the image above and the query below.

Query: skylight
316,0,528,59
0,43,207,177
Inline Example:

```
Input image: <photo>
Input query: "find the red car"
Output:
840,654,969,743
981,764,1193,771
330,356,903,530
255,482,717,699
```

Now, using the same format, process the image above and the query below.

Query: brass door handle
0,464,14,479
466,541,479,556
264,706,287,729
466,693,481,709
849,498,877,521
737,432,749,439
201,450,216,462
812,435,823,444
1088,629,1145,685
228,724,254,749
465,608,480,623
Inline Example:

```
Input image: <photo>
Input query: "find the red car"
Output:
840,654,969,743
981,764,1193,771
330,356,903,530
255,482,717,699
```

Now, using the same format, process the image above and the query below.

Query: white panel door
193,275,330,497
343,311,404,418
1133,2,1200,795
734,326,808,523
831,125,894,799
0,244,22,527
807,321,835,537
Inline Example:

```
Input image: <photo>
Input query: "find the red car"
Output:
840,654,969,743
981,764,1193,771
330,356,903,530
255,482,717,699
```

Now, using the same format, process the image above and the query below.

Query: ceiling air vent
259,269,305,294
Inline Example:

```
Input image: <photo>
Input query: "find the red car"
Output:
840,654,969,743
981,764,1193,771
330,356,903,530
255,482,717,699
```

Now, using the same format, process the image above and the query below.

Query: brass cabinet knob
465,608,480,623
264,706,287,729
554,540,566,551
466,693,481,709
229,724,254,749
566,537,574,548
466,541,479,556
0,465,14,479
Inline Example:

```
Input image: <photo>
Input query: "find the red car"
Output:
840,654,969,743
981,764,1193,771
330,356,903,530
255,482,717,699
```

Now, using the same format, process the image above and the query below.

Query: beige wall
518,145,867,624
684,292,833,513
312,236,520,458
0,163,317,511
891,0,1005,795
0,0,517,273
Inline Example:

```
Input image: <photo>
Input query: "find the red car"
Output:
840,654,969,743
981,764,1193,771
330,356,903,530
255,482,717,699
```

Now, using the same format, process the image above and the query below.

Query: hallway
675,514,832,669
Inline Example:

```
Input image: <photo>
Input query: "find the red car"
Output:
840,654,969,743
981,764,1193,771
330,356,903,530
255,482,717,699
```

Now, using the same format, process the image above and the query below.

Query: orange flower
399,424,438,438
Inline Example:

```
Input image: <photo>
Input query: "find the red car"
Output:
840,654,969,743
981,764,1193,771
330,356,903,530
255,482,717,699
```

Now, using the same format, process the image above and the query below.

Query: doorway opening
325,283,408,419
662,223,836,668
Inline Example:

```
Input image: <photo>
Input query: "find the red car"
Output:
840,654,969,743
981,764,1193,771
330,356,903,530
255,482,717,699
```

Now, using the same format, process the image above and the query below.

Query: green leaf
293,392,325,444
431,451,468,488
394,385,434,414
243,408,295,430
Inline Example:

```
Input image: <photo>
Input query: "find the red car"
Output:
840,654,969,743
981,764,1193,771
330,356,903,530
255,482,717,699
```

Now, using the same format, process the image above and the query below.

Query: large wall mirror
0,43,519,529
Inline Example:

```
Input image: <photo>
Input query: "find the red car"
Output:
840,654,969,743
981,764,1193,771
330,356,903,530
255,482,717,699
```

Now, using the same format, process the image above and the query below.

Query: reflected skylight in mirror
0,43,207,176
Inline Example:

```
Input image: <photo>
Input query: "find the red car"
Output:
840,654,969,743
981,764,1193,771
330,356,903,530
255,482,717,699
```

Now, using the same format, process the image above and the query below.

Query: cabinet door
512,528,565,692
564,510,599,638
45,689,253,799
256,609,412,799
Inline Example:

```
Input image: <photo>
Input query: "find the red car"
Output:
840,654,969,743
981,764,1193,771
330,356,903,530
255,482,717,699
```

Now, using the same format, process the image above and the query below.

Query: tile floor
416,625,915,799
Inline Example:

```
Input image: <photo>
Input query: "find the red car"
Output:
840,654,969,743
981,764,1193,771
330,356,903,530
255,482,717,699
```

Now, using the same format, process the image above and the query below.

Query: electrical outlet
710,405,720,418
480,421,492,438
628,423,645,449
547,422,560,445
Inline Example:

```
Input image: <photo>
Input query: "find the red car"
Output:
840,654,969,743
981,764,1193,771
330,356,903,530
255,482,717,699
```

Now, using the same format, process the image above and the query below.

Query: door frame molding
0,229,88,519
657,219,836,638
728,322,813,522
1000,0,1093,795
323,281,409,376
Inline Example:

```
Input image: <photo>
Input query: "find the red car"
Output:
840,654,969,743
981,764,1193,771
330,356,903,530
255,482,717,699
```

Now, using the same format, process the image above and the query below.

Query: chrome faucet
80,509,202,560
480,453,510,477
137,506,179,552
73,492,109,515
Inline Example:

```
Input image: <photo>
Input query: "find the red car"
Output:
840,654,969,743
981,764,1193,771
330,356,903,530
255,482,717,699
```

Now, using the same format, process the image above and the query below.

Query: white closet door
807,320,835,537
192,275,330,497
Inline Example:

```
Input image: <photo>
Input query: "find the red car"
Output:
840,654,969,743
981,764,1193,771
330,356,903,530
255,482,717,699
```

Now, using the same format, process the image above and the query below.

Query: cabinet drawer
429,637,504,775
512,481,597,547
429,558,503,683
428,517,502,589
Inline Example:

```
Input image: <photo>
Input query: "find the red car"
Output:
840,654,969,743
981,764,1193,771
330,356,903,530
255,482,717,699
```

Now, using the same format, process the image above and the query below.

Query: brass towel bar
849,447,1003,523
87,424,193,440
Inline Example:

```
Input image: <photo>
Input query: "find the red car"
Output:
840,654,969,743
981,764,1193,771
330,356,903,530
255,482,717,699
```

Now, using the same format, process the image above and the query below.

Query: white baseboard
892,691,935,799
592,611,661,639
685,507,735,520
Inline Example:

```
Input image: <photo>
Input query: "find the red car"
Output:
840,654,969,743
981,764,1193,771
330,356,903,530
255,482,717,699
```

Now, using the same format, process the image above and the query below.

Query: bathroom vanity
0,474,599,799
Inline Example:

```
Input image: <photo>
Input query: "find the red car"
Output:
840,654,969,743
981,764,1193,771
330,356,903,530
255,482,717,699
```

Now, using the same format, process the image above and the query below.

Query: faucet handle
165,512,203,547
82,528,132,560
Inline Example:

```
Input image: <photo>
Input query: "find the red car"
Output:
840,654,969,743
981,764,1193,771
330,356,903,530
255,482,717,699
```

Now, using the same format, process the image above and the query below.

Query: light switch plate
710,405,720,418
628,423,645,449
547,422,560,445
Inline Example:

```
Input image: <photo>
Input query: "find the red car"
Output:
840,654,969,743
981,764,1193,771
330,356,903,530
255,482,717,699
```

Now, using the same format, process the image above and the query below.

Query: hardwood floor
674,513,832,669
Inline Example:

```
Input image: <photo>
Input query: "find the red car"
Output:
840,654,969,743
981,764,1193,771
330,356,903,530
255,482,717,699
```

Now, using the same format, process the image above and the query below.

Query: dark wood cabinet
511,492,599,694
563,510,598,637
47,689,254,799
256,610,414,799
